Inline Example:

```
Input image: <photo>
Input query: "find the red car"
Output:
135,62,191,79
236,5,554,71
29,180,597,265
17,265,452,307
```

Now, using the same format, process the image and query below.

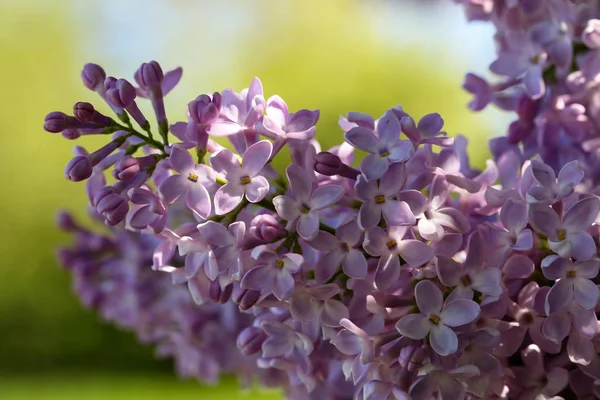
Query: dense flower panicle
45,2,600,398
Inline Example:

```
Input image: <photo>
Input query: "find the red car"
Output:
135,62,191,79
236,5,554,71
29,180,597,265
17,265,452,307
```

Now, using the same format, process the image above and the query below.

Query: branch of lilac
46,3,600,399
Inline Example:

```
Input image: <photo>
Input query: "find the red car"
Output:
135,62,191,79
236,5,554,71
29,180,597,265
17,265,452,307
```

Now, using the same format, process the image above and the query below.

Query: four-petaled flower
344,109,413,180
210,140,272,214
241,245,304,301
273,165,344,240
159,145,215,219
396,280,481,356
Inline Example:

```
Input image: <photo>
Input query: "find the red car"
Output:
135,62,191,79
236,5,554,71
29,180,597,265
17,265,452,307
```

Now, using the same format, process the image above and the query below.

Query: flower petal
245,176,269,203
429,325,459,356
344,127,379,153
342,249,367,279
273,270,294,301
241,265,274,291
563,197,600,233
383,200,416,226
197,221,233,247
297,213,319,240
186,184,212,218
395,313,430,340
309,184,344,210
500,199,527,234
376,110,401,146
158,174,187,204
358,203,382,230
213,183,244,215
265,95,288,128
360,154,389,181
169,145,194,174
242,140,272,177
415,280,443,315
272,195,300,221
375,255,400,291
441,299,480,327
398,240,434,267
574,278,599,310
528,203,560,237
209,148,240,175
286,164,313,202
545,279,574,315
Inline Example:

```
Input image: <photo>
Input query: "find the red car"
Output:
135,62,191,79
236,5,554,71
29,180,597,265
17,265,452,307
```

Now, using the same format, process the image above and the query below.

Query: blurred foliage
0,0,491,381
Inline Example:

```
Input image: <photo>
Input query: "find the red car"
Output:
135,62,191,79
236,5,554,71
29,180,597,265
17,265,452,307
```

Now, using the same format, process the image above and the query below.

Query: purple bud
81,63,106,91
212,92,222,109
249,214,286,242
73,102,113,126
232,286,261,311
44,112,68,133
134,61,164,90
113,156,140,181
105,78,136,108
61,129,81,140
64,156,93,181
209,281,233,304
56,211,78,231
88,139,125,166
94,187,128,226
73,102,96,122
314,152,342,176
236,326,267,356
583,20,600,49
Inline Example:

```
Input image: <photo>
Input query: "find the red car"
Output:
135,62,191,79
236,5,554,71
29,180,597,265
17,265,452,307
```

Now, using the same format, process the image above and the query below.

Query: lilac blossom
363,226,434,291
196,220,245,282
159,145,215,219
542,255,600,313
273,165,344,240
209,140,272,214
310,221,367,281
208,77,264,136
529,196,599,260
395,280,480,356
257,95,320,140
241,245,303,301
344,110,413,180
354,163,415,230
527,159,584,204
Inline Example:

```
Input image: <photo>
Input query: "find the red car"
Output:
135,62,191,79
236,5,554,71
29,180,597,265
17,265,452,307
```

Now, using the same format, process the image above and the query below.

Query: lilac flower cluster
43,1,600,398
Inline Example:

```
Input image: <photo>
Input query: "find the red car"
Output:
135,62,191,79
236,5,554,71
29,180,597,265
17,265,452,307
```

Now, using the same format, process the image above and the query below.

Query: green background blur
0,0,498,398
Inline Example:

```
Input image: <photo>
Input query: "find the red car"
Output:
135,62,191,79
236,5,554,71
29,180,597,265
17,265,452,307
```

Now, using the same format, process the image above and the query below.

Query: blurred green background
0,0,500,398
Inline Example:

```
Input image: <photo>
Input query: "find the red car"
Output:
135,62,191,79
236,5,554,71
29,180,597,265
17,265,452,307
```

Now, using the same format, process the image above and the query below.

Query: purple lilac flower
126,188,167,233
208,77,264,136
529,196,599,260
512,344,569,398
309,221,367,281
241,245,303,301
364,225,434,290
354,163,415,230
344,110,413,180
210,140,272,214
395,280,480,356
159,145,215,219
542,255,600,313
527,159,584,204
273,165,344,240
290,283,349,328
196,220,245,282
257,95,320,140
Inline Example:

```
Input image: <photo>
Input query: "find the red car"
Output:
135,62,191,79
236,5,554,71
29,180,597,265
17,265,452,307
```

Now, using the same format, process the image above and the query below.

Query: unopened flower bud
583,19,600,49
236,326,267,356
314,152,342,176
62,129,81,140
209,281,233,304
81,63,106,91
113,156,140,181
232,286,261,311
249,214,286,242
135,61,164,91
64,155,93,181
73,102,113,126
94,187,128,226
189,94,221,125
105,78,136,108
56,211,78,231
44,112,68,133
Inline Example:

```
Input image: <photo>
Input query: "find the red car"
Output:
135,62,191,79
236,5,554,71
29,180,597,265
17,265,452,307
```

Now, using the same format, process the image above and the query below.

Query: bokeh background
0,0,505,398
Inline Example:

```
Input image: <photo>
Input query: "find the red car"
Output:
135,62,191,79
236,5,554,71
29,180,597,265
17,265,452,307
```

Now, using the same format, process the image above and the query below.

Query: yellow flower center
429,314,441,325
380,151,390,157
386,240,397,250
275,259,284,269
566,269,577,278
300,205,310,214
530,54,541,64
557,229,566,241
375,195,386,204
240,176,251,185
460,275,472,287
188,173,199,183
